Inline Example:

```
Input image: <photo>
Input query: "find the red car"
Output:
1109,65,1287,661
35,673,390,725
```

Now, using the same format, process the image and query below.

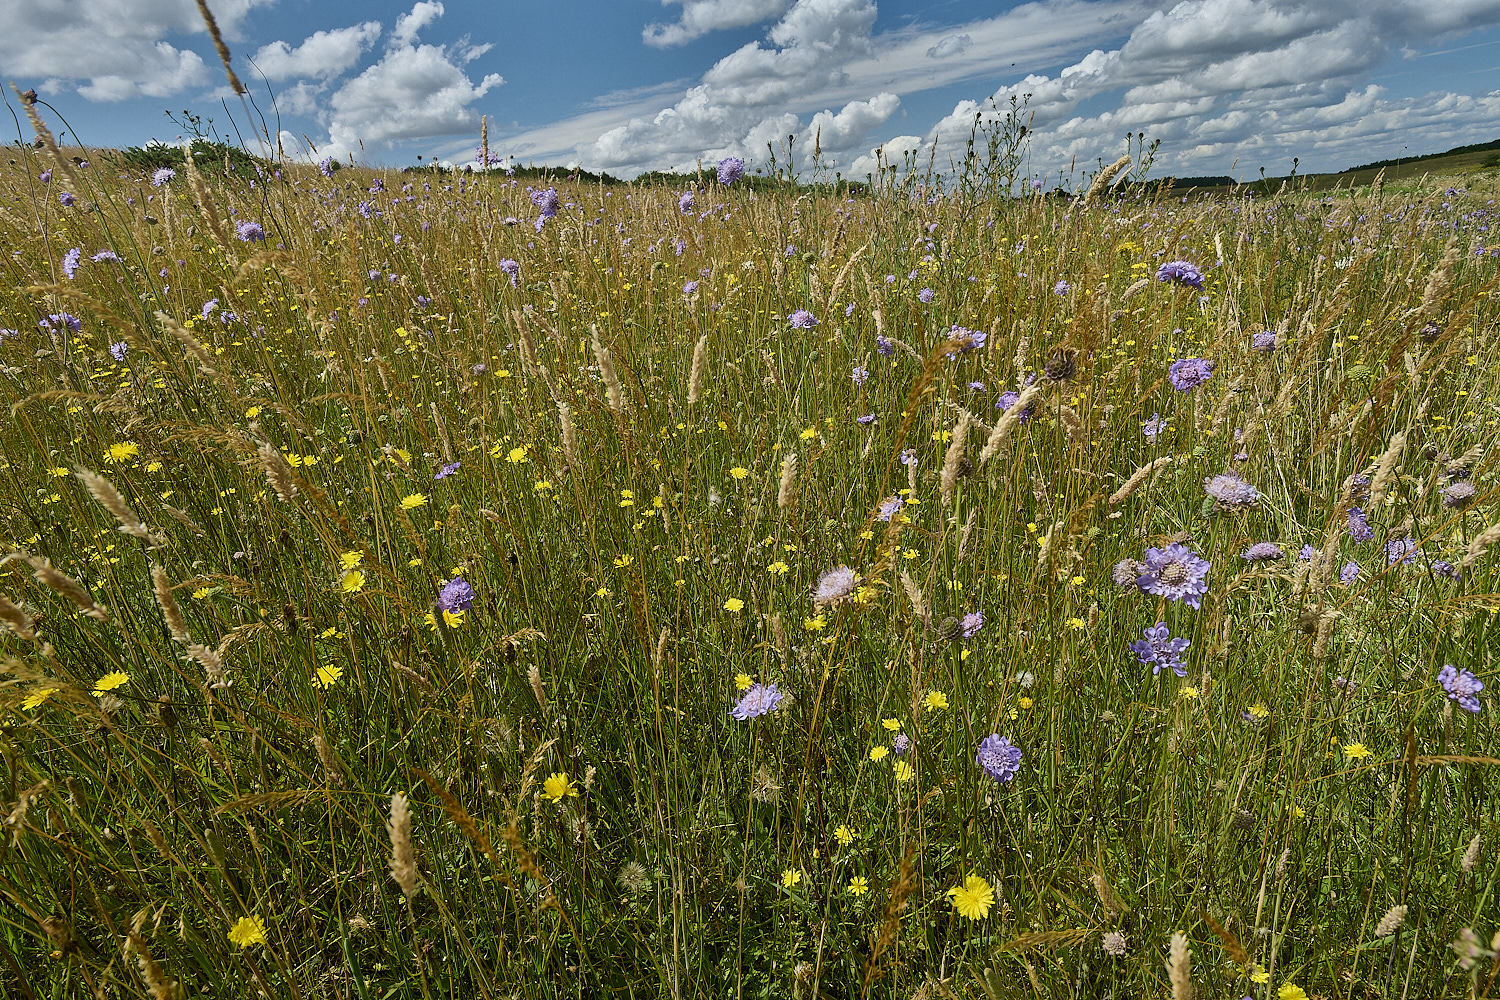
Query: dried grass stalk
1367,431,1406,510
1110,457,1172,506
778,451,798,509
558,400,577,468
185,643,232,689
182,151,229,246
591,325,625,413
193,0,246,94
156,310,217,373
15,556,108,620
0,593,37,640
1375,905,1407,936
979,385,1043,466
258,443,298,501
940,416,971,503
687,334,708,405
387,792,419,899
1084,155,1131,206
1460,524,1500,571
1168,932,1192,1000
75,467,160,544
1460,833,1481,873
151,565,190,643
899,571,927,622
124,931,176,1000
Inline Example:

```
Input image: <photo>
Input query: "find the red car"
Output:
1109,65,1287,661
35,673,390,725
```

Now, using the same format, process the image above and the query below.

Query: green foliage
118,138,268,181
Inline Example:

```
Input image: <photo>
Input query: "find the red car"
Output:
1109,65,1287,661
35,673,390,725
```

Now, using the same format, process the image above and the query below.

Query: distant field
1,122,1497,1000
1165,138,1500,197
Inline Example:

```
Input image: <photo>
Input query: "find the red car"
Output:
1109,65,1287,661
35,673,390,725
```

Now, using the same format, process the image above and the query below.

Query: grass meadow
1,109,1498,999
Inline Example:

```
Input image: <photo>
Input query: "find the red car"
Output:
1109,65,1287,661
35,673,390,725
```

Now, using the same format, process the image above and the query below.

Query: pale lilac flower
1168,358,1214,391
1438,664,1483,713
678,191,695,213
91,250,120,263
1204,472,1261,510
856,413,876,426
892,733,910,755
109,341,128,361
1138,543,1211,609
499,259,520,286
434,461,461,480
899,449,918,466
437,577,475,612
789,309,817,329
732,682,783,720
1130,622,1190,676
1339,561,1360,584
235,220,266,242
876,335,894,357
1251,330,1276,352
1156,260,1204,289
62,247,81,279
1347,506,1374,543
1112,558,1145,589
918,287,935,303
716,157,744,185
1386,535,1419,565
996,391,1035,423
1299,544,1317,560
1053,280,1071,295
877,495,904,521
1144,414,1165,442
813,566,858,607
683,280,699,295
1242,542,1283,561
851,365,869,386
59,191,75,207
976,734,1022,782
1442,481,1476,509
944,325,985,356
960,611,984,638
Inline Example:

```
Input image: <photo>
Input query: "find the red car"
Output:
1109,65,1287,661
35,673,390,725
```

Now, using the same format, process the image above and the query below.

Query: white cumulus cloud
644,0,794,48
251,23,382,80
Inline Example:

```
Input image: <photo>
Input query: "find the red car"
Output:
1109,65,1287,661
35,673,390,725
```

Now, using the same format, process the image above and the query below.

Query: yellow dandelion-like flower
1292,805,1306,818
767,561,789,575
1278,985,1308,1000
892,760,915,783
542,772,578,802
1065,617,1086,630
723,597,745,612
92,671,129,697
923,690,948,712
227,915,267,949
803,615,827,631
613,554,633,568
947,874,995,920
507,445,529,463
729,467,749,480
104,441,139,464
1343,743,1372,760
22,688,59,711
799,427,817,440
192,587,214,600
442,609,464,627
1250,970,1271,985
47,467,69,478
314,664,343,689
339,551,363,570
618,490,635,507
882,718,902,731
781,868,802,888
735,673,753,692
1179,686,1199,699
534,480,552,491
400,493,427,510
869,746,889,762
833,824,855,846
339,570,365,593
847,876,869,896
595,587,611,598
1247,702,1269,719
1018,697,1034,709
244,406,261,418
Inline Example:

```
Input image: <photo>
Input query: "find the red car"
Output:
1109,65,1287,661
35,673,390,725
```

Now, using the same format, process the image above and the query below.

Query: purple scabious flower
1347,506,1374,543
731,682,783,720
995,390,1035,424
1339,560,1360,584
1438,664,1483,713
1112,558,1146,589
876,334,894,357
960,611,984,638
678,191,695,213
1143,413,1165,442
108,341,128,361
39,170,51,184
151,167,176,186
856,413,876,426
59,191,76,207
1053,280,1071,295
845,302,856,317
235,220,266,242
531,187,560,217
918,287,935,303
851,365,869,386
813,565,858,607
976,734,1022,782
1433,559,1461,579
1156,260,1204,289
716,156,744,185
1204,472,1261,510
1242,542,1284,561
1130,622,1190,677
437,576,475,613
1251,330,1276,352
40,312,82,333
944,325,985,356
877,495,904,522
1442,481,1476,509
683,280,699,295
91,250,120,263
319,156,336,178
1138,543,1211,609
1346,473,1372,503
785,244,797,257
1298,544,1317,560
968,381,985,392
1385,535,1419,565
0,328,17,343
892,733,911,755
434,461,461,480
499,258,520,286
1168,358,1214,391
62,247,82,279
789,309,818,329
899,448,918,467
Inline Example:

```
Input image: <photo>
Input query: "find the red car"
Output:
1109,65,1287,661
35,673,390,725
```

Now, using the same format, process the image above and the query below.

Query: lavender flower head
1442,481,1476,510
92,250,120,263
1138,543,1211,609
1385,535,1419,565
1251,330,1277,352
531,187,560,217
40,312,82,333
1130,622,1190,677
1168,358,1214,391
1347,506,1374,543
1438,664,1483,713
151,167,176,186
1156,260,1205,289
1339,560,1360,585
499,258,520,286
1433,560,1461,579
1144,413,1165,443
434,461,461,480
996,390,1035,424
59,191,75,207
856,413,876,426
892,733,911,755
960,611,984,638
976,734,1023,782
437,576,475,613
899,448,918,466
1112,558,1145,589
789,309,818,329
678,191,695,213
1053,279,1071,295
318,156,336,178
918,287,935,304
1242,542,1283,561
877,495,904,522
1298,544,1317,560
851,365,869,386
1204,472,1261,510
1346,473,1372,504
944,325,985,356
812,565,858,608
62,247,81,280
683,280,699,295
716,156,744,185
235,220,266,242
732,682,783,720
876,334,895,358
109,341,128,361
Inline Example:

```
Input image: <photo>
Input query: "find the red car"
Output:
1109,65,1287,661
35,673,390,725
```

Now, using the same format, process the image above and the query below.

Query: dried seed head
1168,932,1192,1000
1374,904,1407,937
387,792,418,899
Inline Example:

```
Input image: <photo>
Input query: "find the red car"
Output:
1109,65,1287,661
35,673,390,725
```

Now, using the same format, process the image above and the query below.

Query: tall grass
1,120,1498,999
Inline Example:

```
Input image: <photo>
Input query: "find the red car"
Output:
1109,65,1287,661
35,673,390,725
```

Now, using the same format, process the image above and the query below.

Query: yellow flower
227,915,266,949
22,688,59,711
882,718,902,731
1066,617,1086,630
1292,805,1306,818
799,426,817,440
618,490,635,507
47,466,69,477
1246,702,1269,719
1179,686,1199,700
735,673,753,692
893,760,915,783
781,868,802,888
192,587,214,600
1343,743,1372,760
1018,697,1034,709
767,561,789,575
339,551,362,570
339,570,365,593
104,441,139,464
595,587,611,598
803,615,826,631
92,671,129,697
613,554,633,568
442,609,464,628
947,874,995,920
400,493,427,510
723,597,745,612
847,876,869,896
1250,970,1271,985
923,690,948,712
1069,575,1086,586
314,664,343,689
245,406,261,418
833,824,856,846
542,772,578,801
1278,985,1308,1000
507,445,529,463
869,746,890,762
534,480,552,491
729,467,749,480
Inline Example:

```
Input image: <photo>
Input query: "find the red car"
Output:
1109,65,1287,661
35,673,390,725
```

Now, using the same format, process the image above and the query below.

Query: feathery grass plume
257,443,298,501
778,451,798,509
185,643,231,690
554,400,576,468
528,663,548,715
387,792,418,899
940,416,971,502
1375,905,1407,937
1367,431,1407,510
0,593,37,640
652,627,671,673
156,310,217,373
899,571,927,622
1084,155,1131,206
124,930,176,1000
74,467,160,544
1203,915,1249,968
1121,277,1150,301
10,555,108,620
193,0,246,94
1312,612,1336,661
480,114,489,171
151,565,190,643
313,735,342,787
1059,404,1085,445
416,768,498,864
1460,833,1481,873
591,325,625,413
1091,870,1124,920
1036,520,1063,572
958,507,978,562
430,402,453,464
687,334,708,405
979,385,1043,466
13,85,86,196
1410,237,1461,321
1013,333,1030,375
1460,523,1500,571
182,148,230,246
1109,457,1172,506
1167,932,1192,1000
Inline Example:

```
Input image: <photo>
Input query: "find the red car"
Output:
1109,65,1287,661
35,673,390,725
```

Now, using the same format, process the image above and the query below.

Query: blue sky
5,0,1500,183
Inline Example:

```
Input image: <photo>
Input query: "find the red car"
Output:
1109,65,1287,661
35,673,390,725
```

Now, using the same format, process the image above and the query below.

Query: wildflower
870,746,889,762
947,874,996,920
235,220,266,242
1142,413,1166,443
434,461,461,480
227,916,267,949
1204,472,1261,510
542,772,579,801
734,673,753,692
1244,702,1270,722
882,718,902,731
1102,930,1128,956
1438,664,1484,713
1451,928,1492,971
339,570,365,593
812,565,858,608
1242,542,1284,561
789,309,818,329
847,876,869,896
1053,280,1071,295
1347,506,1374,542
531,187,560,217
340,551,363,570
918,287,935,303
1167,357,1214,391
314,664,342,688
1442,481,1477,509
62,247,81,279
399,493,427,510
678,191,695,213
41,312,82,333
151,167,176,186
92,671,129,697
1112,558,1146,589
22,688,58,711
892,760,915,782
1298,544,1317,560
60,191,76,207
892,733,911,755
1251,330,1277,351
960,611,984,638
1278,985,1309,1000
923,690,948,712
1156,260,1205,289
1343,743,1372,760
109,341,128,361
91,250,120,263
834,824,856,846
1434,559,1461,579
876,334,894,357
716,156,744,185
900,448,919,465
856,413,876,426
437,577,475,613
1339,561,1360,584
1385,535,1419,565
781,868,802,888
499,259,520,286
1131,622,1190,677
1179,686,1199,699
766,561,788,575
723,597,745,612
877,495,904,522
976,734,1022,782
506,446,528,463
1138,543,1211,609
731,683,783,720
851,365,869,385
683,280,698,295
944,324,985,356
